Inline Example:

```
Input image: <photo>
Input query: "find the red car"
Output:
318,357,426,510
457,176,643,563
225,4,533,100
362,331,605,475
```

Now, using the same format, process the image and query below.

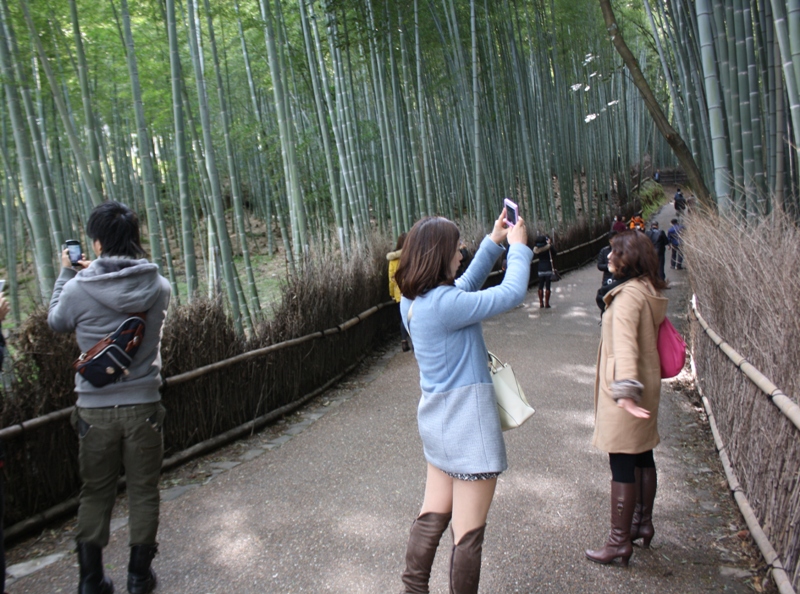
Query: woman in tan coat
586,230,668,567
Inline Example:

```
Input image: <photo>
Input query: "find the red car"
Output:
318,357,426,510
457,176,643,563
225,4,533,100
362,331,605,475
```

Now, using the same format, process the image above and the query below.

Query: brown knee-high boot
449,525,485,594
629,468,642,542
630,468,656,548
538,289,544,308
585,482,636,567
544,290,551,308
402,511,452,593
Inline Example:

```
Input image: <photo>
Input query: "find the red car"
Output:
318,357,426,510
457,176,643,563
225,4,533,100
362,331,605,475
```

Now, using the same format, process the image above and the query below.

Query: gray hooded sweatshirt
48,257,171,408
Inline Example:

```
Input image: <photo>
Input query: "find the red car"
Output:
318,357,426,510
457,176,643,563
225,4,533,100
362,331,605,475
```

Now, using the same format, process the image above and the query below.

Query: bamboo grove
629,0,800,217
0,0,676,332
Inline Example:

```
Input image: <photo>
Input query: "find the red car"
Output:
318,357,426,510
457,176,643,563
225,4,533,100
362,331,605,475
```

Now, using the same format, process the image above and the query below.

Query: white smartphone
0,279,5,293
503,198,519,227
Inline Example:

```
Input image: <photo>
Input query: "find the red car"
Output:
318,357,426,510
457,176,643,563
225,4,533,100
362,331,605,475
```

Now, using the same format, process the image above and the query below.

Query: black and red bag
72,313,146,387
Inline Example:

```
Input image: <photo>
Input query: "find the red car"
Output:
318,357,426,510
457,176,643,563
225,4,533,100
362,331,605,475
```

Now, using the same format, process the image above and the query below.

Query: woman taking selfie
395,209,532,593
587,230,668,567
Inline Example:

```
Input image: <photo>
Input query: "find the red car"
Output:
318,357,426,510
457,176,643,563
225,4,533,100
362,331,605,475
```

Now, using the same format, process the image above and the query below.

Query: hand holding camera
61,240,89,270
507,217,527,245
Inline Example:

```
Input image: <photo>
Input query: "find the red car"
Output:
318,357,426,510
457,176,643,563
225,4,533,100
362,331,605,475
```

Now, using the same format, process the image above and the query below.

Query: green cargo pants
71,402,166,547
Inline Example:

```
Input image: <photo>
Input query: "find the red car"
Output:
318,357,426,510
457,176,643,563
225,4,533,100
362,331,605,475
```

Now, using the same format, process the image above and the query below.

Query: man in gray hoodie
49,201,170,594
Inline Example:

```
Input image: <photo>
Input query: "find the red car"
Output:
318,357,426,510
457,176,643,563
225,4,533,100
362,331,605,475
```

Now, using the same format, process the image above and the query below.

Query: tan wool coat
592,277,668,454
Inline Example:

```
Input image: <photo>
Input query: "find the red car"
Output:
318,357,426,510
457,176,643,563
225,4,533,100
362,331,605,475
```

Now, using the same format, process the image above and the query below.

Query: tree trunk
597,0,713,210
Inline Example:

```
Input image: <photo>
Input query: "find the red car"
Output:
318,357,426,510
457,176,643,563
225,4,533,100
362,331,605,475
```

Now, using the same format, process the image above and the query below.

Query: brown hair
395,217,460,299
609,230,668,291
395,232,407,251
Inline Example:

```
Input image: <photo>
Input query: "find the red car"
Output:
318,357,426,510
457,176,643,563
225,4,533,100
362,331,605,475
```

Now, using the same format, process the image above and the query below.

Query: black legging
537,272,552,291
608,450,656,483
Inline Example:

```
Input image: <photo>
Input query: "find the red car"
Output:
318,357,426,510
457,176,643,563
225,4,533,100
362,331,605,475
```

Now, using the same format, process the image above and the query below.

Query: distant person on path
596,231,617,288
48,202,171,594
455,240,473,278
674,188,686,215
628,212,645,232
395,209,532,593
646,222,668,280
653,169,661,184
668,218,684,270
533,235,557,308
612,216,627,234
387,233,411,352
588,230,668,567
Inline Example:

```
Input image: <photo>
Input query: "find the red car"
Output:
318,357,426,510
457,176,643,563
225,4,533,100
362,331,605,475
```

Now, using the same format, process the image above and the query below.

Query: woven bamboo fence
691,298,800,592
679,210,800,591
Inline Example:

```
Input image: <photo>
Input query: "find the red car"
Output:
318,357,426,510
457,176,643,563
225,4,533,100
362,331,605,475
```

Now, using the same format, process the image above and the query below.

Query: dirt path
5,203,771,593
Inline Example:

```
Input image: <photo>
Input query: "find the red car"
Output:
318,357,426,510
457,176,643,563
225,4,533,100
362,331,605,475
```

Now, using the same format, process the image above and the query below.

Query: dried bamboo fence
691,295,800,594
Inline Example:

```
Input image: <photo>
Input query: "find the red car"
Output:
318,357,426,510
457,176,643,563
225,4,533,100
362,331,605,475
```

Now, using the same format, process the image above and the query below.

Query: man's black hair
86,201,146,258
671,218,679,225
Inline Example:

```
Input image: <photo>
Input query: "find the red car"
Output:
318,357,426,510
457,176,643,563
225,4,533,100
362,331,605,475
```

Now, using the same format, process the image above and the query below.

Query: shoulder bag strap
404,301,414,337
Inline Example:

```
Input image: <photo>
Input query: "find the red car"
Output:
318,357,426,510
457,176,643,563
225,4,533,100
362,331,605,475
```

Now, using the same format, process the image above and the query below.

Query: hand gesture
490,208,510,245
616,397,651,418
507,217,528,245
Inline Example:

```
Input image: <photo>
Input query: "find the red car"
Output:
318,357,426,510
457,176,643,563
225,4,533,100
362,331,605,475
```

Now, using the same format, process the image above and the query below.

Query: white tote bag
488,352,535,431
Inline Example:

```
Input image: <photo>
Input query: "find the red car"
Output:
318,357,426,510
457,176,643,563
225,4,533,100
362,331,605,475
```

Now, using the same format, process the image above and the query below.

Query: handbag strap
404,301,414,337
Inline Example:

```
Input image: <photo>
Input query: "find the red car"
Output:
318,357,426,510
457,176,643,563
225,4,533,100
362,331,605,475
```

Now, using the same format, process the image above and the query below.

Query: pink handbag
657,317,686,378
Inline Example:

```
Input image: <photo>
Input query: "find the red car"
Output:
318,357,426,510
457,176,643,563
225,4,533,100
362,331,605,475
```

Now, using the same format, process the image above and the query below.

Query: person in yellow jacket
387,233,411,351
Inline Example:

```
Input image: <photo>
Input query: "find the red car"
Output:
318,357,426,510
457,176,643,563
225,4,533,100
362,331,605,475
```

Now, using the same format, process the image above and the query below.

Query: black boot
127,544,158,594
77,542,114,594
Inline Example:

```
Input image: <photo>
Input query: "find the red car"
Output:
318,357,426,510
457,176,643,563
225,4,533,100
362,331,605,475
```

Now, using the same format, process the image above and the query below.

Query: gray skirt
417,382,508,475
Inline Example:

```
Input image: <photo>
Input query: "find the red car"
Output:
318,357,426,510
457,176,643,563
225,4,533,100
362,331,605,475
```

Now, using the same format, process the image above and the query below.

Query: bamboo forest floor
4,203,774,593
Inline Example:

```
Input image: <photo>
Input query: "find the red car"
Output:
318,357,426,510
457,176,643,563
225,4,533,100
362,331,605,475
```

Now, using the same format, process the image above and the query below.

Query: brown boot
544,290,551,308
630,468,656,548
538,289,544,308
402,511,452,593
629,468,642,542
585,482,636,567
449,524,485,594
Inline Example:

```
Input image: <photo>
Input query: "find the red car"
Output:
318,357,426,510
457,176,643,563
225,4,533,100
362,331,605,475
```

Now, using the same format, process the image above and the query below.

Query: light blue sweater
401,236,533,474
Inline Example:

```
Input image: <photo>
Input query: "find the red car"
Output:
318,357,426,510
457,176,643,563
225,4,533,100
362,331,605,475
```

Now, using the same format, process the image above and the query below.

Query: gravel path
5,204,770,593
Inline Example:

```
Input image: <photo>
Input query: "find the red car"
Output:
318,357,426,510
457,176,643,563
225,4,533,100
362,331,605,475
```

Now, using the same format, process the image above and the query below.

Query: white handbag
488,352,535,431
